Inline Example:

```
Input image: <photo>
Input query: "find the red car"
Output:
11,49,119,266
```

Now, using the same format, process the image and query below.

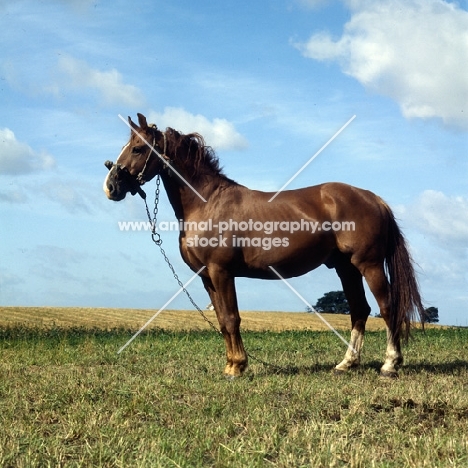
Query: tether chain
143,175,220,334
143,175,288,372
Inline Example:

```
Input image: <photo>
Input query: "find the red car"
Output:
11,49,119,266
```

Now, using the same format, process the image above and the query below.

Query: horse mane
164,127,237,184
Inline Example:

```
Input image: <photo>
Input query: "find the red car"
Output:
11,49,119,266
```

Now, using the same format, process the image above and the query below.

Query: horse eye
132,146,143,155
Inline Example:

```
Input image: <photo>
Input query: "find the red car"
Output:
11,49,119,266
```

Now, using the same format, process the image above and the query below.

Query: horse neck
160,170,223,221
159,135,238,220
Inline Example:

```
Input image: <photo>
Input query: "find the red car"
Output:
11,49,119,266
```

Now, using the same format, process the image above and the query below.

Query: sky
0,0,467,326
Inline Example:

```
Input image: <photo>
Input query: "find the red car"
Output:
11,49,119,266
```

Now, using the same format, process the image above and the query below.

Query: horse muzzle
103,160,146,200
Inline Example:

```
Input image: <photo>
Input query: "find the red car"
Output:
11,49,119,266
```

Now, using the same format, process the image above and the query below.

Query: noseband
104,126,168,199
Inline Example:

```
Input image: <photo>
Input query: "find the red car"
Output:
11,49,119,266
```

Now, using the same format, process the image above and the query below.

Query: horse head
103,113,166,201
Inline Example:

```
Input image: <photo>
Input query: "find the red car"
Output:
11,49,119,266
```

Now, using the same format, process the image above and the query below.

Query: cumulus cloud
397,190,468,318
58,55,145,107
147,107,248,151
0,128,55,175
399,190,468,247
295,0,468,130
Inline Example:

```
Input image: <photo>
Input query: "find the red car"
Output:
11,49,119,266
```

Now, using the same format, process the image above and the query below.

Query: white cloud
58,55,145,107
396,190,467,287
295,0,468,130
396,190,468,254
396,190,468,323
399,190,468,247
147,107,248,151
0,128,55,175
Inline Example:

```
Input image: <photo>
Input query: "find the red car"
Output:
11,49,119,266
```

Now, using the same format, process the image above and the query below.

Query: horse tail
384,205,425,342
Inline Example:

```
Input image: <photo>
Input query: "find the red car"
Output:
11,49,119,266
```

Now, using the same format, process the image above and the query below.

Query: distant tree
374,307,439,323
314,291,350,314
423,306,439,323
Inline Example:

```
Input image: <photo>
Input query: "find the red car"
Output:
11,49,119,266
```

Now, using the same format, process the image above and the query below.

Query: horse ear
137,113,148,130
128,116,139,131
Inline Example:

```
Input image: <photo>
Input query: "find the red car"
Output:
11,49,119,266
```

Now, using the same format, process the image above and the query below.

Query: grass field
0,307,467,467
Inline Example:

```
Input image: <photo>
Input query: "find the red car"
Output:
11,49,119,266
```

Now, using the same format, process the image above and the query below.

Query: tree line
308,291,439,323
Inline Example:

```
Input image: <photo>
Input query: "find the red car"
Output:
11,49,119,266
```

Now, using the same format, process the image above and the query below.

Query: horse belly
238,232,335,279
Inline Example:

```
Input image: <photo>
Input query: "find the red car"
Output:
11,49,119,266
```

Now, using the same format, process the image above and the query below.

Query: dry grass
0,307,464,467
0,306,424,332
0,321,466,467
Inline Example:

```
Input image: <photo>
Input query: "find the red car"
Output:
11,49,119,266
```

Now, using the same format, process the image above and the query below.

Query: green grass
1,326,467,467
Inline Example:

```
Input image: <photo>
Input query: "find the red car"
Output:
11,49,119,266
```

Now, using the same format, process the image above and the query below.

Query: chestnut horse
104,113,424,378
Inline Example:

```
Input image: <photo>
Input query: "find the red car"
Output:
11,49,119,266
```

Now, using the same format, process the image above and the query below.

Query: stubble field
0,307,467,467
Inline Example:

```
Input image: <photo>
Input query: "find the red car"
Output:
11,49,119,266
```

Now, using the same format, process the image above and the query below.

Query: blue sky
1,0,467,325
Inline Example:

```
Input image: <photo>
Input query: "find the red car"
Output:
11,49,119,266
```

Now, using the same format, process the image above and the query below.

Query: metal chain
143,175,221,334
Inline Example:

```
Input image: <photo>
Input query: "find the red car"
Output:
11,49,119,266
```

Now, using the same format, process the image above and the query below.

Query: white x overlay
268,266,357,353
268,115,356,202
117,114,207,202
117,266,206,354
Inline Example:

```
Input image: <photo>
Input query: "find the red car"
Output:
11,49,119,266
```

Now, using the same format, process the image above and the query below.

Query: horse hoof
332,368,347,375
380,370,399,379
224,374,239,381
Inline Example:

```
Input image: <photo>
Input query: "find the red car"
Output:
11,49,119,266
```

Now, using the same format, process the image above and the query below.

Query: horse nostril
107,182,114,194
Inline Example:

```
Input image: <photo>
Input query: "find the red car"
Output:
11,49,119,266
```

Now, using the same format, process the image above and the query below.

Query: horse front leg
201,271,248,378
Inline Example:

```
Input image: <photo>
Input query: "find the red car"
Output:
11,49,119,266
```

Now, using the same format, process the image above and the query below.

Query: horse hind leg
361,263,403,378
333,258,371,373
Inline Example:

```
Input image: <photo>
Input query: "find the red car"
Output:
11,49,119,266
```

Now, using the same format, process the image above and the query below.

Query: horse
103,113,425,378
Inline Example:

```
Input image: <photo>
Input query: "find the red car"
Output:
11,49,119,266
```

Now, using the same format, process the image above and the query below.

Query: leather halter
136,126,167,185
104,125,168,199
